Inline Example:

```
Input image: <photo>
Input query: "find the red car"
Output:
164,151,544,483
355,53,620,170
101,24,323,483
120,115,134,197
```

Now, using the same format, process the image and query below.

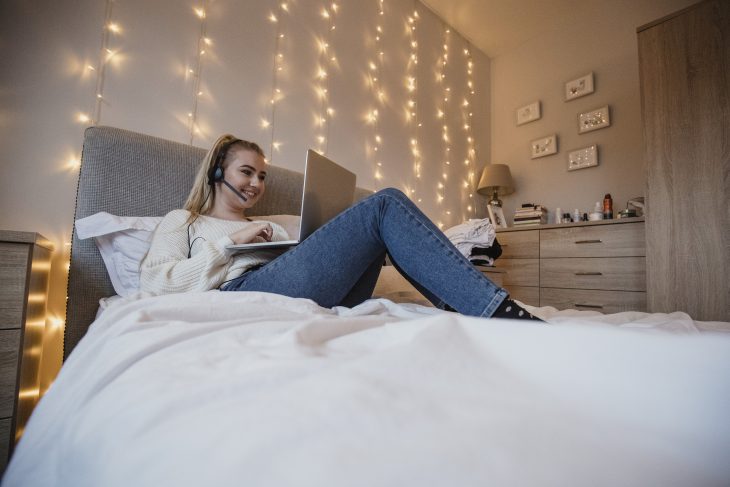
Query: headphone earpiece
212,166,223,182
207,138,241,186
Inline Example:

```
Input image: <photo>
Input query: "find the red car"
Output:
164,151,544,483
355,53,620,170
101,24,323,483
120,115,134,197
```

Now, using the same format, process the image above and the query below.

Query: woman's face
218,148,267,210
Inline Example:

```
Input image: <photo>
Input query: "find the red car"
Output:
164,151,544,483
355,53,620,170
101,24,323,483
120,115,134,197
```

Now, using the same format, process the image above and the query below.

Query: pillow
75,212,301,297
75,213,163,297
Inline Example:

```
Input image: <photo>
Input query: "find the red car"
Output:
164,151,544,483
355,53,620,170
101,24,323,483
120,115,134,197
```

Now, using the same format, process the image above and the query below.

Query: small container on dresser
0,231,52,473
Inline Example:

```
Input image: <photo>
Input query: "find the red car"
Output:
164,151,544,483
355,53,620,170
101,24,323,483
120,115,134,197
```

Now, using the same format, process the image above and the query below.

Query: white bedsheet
3,292,729,487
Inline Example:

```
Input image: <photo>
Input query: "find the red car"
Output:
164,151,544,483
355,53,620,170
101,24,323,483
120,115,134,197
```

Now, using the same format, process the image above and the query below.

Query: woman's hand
229,222,273,245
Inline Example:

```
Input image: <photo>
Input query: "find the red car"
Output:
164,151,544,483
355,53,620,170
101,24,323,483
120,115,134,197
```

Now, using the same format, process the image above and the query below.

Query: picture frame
568,144,599,171
487,204,508,228
565,72,594,101
531,134,558,159
578,105,610,133
516,101,541,126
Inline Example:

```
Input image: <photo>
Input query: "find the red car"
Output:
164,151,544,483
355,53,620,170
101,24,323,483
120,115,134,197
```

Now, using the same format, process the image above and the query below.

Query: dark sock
492,298,544,322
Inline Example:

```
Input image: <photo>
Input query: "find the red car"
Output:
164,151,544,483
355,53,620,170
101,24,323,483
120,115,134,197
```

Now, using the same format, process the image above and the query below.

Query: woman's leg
337,251,386,308
223,188,509,317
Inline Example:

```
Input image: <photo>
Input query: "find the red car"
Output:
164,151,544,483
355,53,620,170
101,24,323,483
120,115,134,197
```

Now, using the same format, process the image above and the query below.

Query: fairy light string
77,0,118,128
405,5,421,202
315,2,338,155
462,43,477,219
188,2,210,145
366,0,385,187
435,25,452,227
266,2,290,161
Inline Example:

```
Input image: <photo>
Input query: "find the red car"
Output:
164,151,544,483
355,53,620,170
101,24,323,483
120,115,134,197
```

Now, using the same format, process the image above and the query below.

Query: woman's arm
140,210,233,294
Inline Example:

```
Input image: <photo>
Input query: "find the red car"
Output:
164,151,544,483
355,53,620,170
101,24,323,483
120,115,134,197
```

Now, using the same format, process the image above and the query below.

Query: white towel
444,218,496,260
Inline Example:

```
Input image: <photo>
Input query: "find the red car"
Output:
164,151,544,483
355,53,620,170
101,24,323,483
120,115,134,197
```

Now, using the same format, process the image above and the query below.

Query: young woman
140,135,542,321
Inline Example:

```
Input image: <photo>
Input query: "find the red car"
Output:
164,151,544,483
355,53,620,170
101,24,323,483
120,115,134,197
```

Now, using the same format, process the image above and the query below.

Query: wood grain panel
0,244,30,329
492,259,539,287
639,0,730,321
0,330,20,419
496,230,539,258
504,285,539,307
540,223,645,258
0,417,10,474
540,288,647,313
540,257,646,291
478,267,504,287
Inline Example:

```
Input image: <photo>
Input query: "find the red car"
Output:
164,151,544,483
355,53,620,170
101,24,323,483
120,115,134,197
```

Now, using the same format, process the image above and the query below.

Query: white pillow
75,213,163,297
75,212,301,297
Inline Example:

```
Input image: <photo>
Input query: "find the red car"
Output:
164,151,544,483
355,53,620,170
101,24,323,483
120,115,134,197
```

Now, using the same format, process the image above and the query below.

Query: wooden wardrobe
637,0,729,322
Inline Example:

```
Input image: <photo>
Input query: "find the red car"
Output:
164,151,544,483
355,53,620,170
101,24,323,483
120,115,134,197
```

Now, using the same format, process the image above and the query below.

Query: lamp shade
477,164,514,196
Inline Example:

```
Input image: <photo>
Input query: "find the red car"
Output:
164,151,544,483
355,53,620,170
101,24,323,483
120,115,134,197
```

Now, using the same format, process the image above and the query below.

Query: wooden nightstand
0,231,52,473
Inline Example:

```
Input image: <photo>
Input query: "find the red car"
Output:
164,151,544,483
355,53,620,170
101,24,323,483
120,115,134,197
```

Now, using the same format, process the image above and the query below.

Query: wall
0,0,490,388
490,0,696,224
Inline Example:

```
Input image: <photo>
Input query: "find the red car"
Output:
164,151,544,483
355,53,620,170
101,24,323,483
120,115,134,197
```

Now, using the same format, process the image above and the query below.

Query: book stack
513,204,547,226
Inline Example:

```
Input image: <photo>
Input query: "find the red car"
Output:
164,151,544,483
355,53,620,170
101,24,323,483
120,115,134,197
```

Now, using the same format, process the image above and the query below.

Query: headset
207,137,243,186
206,137,254,204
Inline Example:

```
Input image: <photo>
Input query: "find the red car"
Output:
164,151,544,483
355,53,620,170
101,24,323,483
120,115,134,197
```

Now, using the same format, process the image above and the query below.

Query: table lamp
477,164,514,207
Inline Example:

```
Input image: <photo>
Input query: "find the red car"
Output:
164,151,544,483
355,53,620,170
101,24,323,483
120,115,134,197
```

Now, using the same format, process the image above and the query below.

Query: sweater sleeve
140,210,233,294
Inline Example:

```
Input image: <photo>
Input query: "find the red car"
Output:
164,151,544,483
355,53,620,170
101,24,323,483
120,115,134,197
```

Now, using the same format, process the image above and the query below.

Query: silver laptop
226,149,356,252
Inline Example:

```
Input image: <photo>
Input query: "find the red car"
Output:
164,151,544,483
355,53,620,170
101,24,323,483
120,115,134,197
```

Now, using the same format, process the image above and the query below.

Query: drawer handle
575,303,604,309
574,272,603,276
575,239,602,244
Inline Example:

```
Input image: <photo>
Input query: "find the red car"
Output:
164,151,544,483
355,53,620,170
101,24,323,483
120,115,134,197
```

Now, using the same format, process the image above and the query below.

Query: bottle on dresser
603,193,614,219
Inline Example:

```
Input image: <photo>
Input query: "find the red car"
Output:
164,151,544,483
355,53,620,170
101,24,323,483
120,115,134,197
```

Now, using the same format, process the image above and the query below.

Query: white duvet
3,292,730,487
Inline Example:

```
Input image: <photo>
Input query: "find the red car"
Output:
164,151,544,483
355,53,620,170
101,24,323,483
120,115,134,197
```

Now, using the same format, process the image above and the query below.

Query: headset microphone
222,179,249,202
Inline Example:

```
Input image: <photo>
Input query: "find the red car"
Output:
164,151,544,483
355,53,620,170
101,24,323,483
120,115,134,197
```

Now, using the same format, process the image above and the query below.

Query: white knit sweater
140,209,289,295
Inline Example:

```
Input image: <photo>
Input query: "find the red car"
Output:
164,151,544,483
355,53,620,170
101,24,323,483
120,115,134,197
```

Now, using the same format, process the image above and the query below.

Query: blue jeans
222,188,508,317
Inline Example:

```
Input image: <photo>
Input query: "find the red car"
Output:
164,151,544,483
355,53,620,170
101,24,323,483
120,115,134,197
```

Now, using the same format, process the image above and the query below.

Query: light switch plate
565,72,594,101
568,144,598,171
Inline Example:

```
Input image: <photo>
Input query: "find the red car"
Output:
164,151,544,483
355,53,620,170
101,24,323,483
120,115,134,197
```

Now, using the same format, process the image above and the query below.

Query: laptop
225,149,356,252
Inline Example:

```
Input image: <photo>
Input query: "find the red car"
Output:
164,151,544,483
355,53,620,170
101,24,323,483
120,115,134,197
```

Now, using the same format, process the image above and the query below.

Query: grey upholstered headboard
65,126,371,360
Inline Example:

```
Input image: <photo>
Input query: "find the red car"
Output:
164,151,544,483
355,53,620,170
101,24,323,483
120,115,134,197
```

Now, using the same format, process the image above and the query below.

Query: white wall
490,0,696,224
0,0,490,386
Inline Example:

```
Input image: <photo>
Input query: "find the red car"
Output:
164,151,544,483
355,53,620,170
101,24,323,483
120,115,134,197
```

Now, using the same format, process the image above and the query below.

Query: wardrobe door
638,0,730,321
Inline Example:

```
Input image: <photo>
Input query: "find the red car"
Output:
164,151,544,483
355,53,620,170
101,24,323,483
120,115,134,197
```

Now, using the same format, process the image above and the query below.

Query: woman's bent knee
375,187,407,200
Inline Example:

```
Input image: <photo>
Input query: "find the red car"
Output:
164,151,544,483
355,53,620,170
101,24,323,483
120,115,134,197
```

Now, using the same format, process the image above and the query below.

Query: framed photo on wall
487,204,508,228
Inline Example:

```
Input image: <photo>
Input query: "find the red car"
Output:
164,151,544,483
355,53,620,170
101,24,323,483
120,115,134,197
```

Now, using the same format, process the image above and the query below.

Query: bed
2,126,729,486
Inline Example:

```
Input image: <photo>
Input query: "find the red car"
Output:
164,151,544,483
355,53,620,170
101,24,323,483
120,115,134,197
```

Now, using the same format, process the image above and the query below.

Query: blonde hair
184,134,265,224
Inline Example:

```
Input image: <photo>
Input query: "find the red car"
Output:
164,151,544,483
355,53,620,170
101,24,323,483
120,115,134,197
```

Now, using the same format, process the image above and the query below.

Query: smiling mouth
242,189,257,199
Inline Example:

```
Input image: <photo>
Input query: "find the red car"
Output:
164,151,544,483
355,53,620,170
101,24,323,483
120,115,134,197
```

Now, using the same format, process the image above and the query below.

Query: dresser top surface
496,216,645,233
0,230,53,250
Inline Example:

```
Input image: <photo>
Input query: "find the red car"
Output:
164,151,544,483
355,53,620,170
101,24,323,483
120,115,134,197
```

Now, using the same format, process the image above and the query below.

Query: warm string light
314,2,338,155
77,0,118,126
435,26,452,228
367,0,385,186
462,44,477,219
266,2,290,161
187,2,211,144
405,5,420,201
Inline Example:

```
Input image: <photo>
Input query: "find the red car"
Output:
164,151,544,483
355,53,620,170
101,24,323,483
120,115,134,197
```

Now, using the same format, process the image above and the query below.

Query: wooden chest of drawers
491,218,646,312
483,229,540,306
0,231,52,473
